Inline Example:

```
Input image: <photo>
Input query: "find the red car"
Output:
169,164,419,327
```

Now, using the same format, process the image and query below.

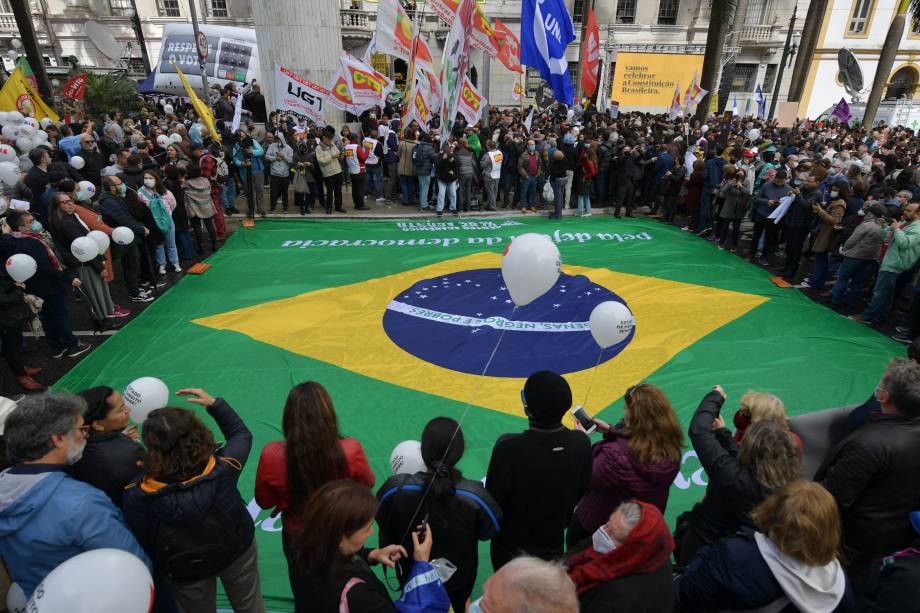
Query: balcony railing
341,9,373,30
0,13,16,32
740,24,774,43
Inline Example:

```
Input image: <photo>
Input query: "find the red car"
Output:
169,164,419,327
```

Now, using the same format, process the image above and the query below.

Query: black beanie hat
523,370,572,424
78,386,115,425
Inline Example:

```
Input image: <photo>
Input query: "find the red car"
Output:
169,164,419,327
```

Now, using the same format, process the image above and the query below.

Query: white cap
0,396,18,435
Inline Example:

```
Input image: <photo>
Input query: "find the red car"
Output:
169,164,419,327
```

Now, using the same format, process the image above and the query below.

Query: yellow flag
0,66,59,122
172,62,221,146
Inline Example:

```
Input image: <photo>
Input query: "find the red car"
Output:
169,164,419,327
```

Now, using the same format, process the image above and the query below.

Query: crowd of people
0,359,918,612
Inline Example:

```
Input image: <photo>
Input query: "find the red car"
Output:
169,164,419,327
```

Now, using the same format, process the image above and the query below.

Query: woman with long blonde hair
567,382,685,548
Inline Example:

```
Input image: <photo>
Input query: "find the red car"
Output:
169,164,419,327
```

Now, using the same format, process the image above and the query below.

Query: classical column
251,0,345,123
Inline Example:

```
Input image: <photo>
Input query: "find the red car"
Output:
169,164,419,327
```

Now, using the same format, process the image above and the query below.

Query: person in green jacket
853,203,920,324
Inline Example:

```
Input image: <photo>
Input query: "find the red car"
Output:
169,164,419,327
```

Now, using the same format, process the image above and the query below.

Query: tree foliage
83,73,141,118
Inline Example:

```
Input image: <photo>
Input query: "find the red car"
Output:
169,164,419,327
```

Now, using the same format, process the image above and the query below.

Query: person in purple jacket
567,382,684,548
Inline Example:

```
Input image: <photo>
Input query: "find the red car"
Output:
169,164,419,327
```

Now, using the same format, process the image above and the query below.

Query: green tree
83,73,141,118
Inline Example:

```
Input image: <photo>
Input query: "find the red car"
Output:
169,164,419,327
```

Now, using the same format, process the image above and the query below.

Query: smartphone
571,405,596,434
417,513,429,544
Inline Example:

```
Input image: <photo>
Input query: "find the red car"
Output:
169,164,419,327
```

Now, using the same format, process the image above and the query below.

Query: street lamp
126,0,151,75
768,6,797,120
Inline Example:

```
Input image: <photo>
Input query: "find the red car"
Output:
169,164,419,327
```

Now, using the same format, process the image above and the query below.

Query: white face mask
830,190,840,199
468,597,485,613
143,178,156,188
592,525,616,554
66,431,86,465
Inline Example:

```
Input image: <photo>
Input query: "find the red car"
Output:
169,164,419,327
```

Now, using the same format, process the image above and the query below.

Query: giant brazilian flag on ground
56,217,900,611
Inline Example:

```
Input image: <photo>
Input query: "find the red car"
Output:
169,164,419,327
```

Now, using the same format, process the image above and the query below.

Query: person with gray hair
817,357,920,576
0,393,150,600
565,500,675,612
469,556,578,613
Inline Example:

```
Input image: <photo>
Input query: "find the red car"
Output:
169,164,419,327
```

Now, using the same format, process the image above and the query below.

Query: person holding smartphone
567,383,684,548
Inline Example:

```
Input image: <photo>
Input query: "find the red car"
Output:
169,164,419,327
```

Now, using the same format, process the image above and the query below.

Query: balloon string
582,348,605,410
396,305,517,547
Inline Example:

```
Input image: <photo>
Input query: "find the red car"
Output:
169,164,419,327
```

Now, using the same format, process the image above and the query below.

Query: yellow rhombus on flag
172,62,222,146
0,65,59,122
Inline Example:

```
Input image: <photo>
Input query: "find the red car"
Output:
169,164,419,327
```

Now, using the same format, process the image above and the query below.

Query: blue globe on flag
383,268,634,378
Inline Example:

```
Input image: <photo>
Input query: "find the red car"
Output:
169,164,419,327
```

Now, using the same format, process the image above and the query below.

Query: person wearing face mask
0,210,91,358
99,175,154,303
831,203,886,308
517,139,543,213
565,501,674,613
67,386,144,508
852,202,920,324
781,172,820,282
0,393,152,601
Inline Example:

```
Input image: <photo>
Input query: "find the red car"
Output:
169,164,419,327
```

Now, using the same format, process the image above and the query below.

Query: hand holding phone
572,405,597,434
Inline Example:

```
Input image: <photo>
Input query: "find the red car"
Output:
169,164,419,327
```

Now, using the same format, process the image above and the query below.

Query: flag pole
403,1,428,127
187,0,211,103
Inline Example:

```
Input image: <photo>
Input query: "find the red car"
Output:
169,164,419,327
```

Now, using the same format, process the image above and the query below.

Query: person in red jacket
576,146,597,217
254,381,374,613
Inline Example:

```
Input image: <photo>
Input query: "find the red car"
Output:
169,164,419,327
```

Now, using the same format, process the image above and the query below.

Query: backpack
215,155,230,184
152,503,240,583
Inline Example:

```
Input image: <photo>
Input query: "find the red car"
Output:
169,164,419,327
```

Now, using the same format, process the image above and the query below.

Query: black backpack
152,504,240,583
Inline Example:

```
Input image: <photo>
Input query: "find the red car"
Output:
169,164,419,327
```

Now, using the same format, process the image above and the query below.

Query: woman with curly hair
674,385,803,566
123,388,266,613
567,383,685,548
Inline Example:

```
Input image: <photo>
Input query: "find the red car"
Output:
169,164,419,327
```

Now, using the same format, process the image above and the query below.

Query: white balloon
10,38,20,49
7,111,23,123
700,124,709,134
77,180,96,198
169,133,183,144
501,233,561,307
22,117,38,131
0,111,9,123
87,230,111,253
156,134,169,148
163,103,174,114
26,548,153,613
390,440,426,474
747,128,761,142
69,155,86,170
40,117,52,128
33,130,48,143
70,236,99,263
123,376,169,423
112,226,135,246
6,49,17,60
588,301,635,348
6,582,26,613
0,143,17,163
1,124,17,139
5,253,37,283
0,161,20,185
15,137,34,152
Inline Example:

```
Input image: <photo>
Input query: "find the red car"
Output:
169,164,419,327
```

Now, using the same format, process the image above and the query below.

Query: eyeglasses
77,424,91,438
626,382,648,401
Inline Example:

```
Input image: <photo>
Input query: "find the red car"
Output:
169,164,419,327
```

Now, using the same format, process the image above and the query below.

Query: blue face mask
30,220,42,232
118,184,127,196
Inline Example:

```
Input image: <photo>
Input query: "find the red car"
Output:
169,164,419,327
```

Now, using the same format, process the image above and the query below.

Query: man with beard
0,394,150,600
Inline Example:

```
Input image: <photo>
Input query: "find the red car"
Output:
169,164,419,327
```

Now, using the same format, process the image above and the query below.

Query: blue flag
753,84,766,119
521,0,576,106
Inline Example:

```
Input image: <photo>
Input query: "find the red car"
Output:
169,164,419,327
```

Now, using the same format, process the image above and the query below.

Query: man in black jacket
99,176,152,303
486,370,592,570
24,148,50,217
817,357,920,577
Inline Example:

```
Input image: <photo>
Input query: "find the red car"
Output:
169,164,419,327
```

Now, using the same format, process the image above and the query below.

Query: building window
109,0,133,16
616,0,636,24
657,0,679,25
526,66,542,97
730,63,757,92
209,0,229,17
573,0,583,23
568,61,578,88
847,0,874,35
160,0,181,17
745,0,767,24
762,64,777,93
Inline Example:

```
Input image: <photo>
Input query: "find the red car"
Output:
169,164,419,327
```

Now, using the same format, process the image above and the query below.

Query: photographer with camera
232,129,266,218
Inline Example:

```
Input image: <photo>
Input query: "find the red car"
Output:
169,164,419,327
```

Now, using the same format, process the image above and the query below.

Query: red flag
581,7,600,98
493,19,522,73
62,74,88,101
